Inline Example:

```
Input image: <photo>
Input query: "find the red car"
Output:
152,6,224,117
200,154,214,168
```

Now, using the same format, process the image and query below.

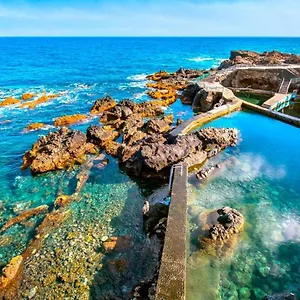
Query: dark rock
192,89,223,112
180,83,201,104
143,203,169,234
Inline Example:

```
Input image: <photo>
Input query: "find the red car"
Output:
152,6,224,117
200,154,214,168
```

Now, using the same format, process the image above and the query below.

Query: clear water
1,37,300,298
234,92,270,106
187,110,300,300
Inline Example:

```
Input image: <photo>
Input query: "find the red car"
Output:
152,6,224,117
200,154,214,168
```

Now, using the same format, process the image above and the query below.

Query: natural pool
234,92,270,106
187,111,300,300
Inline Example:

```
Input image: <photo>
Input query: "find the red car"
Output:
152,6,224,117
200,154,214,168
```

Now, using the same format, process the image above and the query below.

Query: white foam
187,57,214,62
127,74,147,81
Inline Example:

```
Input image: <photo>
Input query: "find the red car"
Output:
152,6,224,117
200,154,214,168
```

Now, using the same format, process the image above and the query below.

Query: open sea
0,37,300,299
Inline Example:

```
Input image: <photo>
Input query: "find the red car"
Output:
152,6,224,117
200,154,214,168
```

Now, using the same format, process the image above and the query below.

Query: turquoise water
187,111,300,299
1,37,300,298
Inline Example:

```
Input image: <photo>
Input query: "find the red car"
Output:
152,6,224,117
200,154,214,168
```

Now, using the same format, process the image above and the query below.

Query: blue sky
0,0,299,36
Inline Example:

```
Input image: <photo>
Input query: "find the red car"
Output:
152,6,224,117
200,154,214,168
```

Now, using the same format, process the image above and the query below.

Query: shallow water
1,37,300,298
187,111,300,300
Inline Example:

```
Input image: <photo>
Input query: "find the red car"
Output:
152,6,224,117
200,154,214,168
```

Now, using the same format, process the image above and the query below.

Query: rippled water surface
187,111,300,300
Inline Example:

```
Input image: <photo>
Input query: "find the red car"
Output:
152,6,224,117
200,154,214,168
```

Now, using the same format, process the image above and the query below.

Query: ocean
0,37,300,299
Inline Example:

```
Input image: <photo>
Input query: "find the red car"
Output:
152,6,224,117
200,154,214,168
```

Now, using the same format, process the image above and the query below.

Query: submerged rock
198,206,244,257
21,127,95,174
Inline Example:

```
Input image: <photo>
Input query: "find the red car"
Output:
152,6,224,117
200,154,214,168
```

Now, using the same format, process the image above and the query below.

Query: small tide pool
187,111,300,300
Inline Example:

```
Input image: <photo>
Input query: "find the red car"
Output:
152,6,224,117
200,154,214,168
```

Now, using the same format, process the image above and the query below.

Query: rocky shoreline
1,49,299,299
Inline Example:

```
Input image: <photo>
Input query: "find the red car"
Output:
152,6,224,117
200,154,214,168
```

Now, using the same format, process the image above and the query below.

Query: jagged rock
120,128,238,178
209,207,244,241
192,89,223,112
54,114,88,126
144,115,174,135
86,125,119,148
21,93,35,100
180,83,201,104
21,127,94,174
219,50,300,69
90,95,117,115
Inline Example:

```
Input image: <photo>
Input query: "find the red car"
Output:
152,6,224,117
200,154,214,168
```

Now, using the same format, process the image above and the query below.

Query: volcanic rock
90,95,117,115
21,127,93,174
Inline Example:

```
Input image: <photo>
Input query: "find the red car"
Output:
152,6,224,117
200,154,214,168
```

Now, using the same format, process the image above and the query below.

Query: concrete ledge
242,100,300,128
171,99,242,136
156,164,188,300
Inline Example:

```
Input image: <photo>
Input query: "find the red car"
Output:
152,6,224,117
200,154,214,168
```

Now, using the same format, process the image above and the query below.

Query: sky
0,0,299,37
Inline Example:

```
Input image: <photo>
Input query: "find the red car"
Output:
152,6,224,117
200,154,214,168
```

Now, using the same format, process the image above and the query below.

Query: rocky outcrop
0,97,21,107
119,127,238,178
144,115,174,135
21,93,35,100
86,125,119,148
219,50,300,69
19,94,59,109
90,95,117,115
25,123,45,131
192,89,223,112
54,114,89,126
21,127,96,174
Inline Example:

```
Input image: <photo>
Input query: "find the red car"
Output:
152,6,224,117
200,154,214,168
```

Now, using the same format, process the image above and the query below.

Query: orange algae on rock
25,122,45,131
0,205,49,233
21,93,35,100
19,94,60,109
146,71,172,81
0,97,21,107
54,114,89,127
90,95,117,115
0,255,23,289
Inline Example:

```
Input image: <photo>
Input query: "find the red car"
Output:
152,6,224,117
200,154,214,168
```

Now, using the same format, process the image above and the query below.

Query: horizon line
1,36,300,38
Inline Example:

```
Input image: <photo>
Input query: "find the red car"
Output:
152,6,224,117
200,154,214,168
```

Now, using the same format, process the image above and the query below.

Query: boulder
21,127,93,174
86,125,119,148
192,89,223,112
180,83,201,104
90,95,116,115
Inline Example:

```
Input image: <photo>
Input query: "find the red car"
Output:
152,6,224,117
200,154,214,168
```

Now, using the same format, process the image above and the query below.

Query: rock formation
21,127,96,174
90,95,117,114
25,123,45,131
54,114,89,126
219,50,300,69
0,97,20,107
119,127,238,179
198,206,244,257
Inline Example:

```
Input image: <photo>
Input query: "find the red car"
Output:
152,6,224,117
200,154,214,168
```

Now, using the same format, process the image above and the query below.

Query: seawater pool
187,110,300,300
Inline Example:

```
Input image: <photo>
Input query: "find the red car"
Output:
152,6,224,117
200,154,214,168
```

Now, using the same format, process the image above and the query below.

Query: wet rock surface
21,127,95,174
197,206,244,257
90,95,117,114
219,50,300,69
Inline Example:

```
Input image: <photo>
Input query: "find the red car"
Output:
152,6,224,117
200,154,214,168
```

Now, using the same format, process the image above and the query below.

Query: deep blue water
1,37,300,298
